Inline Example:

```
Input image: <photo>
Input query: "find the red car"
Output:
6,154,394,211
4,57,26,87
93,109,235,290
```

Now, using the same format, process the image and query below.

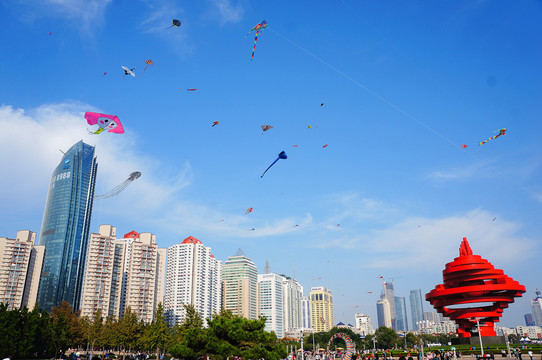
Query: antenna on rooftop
265,258,270,274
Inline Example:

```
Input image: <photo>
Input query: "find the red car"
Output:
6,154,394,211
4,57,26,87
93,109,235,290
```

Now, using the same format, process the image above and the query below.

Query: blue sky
1,0,541,328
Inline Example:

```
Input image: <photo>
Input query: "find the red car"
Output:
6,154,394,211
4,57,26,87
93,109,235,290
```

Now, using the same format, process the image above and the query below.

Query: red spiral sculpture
426,237,525,337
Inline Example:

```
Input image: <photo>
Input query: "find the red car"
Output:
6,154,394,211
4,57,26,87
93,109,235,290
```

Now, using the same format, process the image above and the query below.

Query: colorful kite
121,66,136,78
139,59,154,77
187,88,198,91
245,207,254,214
249,20,267,61
168,19,181,29
323,144,328,148
212,121,219,127
85,112,124,134
260,151,287,178
479,128,506,145
461,144,468,149
320,317,326,324
261,125,273,133
292,145,298,147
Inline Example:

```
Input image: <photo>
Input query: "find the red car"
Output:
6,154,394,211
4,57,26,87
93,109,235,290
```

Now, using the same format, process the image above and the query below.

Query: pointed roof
182,236,202,244
124,231,139,239
459,237,473,256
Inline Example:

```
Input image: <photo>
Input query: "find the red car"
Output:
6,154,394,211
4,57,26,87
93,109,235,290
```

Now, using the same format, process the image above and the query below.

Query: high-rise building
301,296,311,330
310,286,334,332
382,282,396,329
0,231,45,310
80,225,125,320
394,296,408,331
377,297,392,328
258,273,285,338
410,289,424,330
164,236,222,326
38,140,97,312
355,313,374,335
531,289,542,326
282,276,303,332
121,231,166,323
524,313,535,326
423,311,440,324
222,249,258,319
80,226,166,323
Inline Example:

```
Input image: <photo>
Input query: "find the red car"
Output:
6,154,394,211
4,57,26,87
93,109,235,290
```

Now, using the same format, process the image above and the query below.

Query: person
527,351,532,360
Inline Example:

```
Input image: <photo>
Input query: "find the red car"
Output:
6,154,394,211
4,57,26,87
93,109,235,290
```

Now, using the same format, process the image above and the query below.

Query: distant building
410,289,424,330
514,326,542,339
222,249,258,319
0,231,44,310
531,289,542,326
310,286,334,332
377,297,392,328
164,236,222,326
355,313,374,335
382,282,396,328
525,313,535,326
418,321,458,335
301,296,311,330
258,273,285,338
38,140,97,312
80,226,166,323
282,276,303,332
395,296,408,331
423,311,440,324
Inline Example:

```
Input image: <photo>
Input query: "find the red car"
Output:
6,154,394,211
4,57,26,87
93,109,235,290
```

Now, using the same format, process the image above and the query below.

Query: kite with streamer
139,59,153,77
95,172,141,199
121,66,136,78
261,125,273,133
85,112,124,134
260,151,287,178
167,19,181,29
248,20,267,61
212,121,219,127
245,207,253,214
323,144,328,148
479,128,506,145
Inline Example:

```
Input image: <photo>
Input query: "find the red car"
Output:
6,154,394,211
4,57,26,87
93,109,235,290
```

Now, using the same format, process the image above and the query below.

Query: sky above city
1,0,541,328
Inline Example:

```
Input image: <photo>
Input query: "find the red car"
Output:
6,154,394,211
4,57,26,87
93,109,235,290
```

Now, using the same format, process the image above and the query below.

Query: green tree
405,333,419,348
374,326,399,349
142,303,171,360
117,307,142,359
169,305,206,360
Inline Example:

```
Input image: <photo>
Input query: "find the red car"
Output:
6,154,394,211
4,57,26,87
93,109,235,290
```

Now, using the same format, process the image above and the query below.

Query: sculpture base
452,336,505,345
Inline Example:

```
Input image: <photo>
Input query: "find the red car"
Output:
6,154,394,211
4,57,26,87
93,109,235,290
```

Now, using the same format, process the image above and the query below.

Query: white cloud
206,0,244,25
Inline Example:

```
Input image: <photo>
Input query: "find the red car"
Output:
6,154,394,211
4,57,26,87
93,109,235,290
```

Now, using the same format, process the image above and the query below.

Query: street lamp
471,317,484,357
301,330,304,360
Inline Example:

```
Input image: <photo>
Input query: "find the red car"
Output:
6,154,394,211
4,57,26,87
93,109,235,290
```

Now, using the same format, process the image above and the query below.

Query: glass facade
394,296,408,331
409,288,424,330
38,141,98,312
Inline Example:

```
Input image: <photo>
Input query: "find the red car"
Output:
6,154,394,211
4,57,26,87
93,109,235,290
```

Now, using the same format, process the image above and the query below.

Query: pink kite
85,112,124,134
245,207,254,214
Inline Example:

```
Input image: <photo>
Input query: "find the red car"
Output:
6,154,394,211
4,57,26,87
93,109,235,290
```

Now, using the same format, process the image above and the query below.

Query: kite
312,277,322,280
248,20,267,60
479,128,506,145
320,317,326,324
261,125,273,133
139,59,153,77
323,144,328,148
245,207,253,214
212,121,219,127
95,172,141,199
461,144,468,149
247,228,255,231
187,88,198,91
103,72,107,76
308,125,313,129
49,32,52,36
292,145,298,147
260,151,287,178
121,66,136,78
85,112,124,134
167,19,181,29
321,103,324,106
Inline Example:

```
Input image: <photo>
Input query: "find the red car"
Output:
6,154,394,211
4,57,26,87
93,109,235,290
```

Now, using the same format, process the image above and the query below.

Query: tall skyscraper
524,313,535,326
282,276,303,332
377,297,392,328
310,286,334,332
382,282,396,328
258,273,285,338
355,313,374,335
0,231,45,310
80,226,166,323
38,141,97,312
222,249,258,319
164,236,222,326
301,296,311,330
394,296,408,331
531,289,542,326
409,289,424,330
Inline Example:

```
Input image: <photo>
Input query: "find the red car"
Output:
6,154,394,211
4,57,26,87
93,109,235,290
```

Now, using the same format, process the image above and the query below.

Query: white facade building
355,313,374,335
258,273,285,338
164,236,222,326
282,276,303,332
377,297,392,328
301,296,311,330
515,326,542,339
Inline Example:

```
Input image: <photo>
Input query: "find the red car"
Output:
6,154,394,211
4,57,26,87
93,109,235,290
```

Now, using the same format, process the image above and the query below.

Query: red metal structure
426,237,525,337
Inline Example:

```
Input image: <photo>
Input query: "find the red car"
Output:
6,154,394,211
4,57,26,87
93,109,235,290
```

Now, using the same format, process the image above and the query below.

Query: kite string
269,28,537,197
